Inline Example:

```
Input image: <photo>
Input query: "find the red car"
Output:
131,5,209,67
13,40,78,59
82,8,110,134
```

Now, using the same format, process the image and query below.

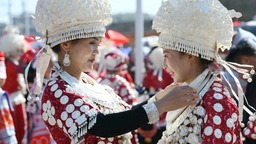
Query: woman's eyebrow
92,37,99,42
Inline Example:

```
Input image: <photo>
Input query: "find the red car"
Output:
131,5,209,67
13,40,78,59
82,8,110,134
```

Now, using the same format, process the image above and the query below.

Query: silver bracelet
142,103,159,124
147,96,156,103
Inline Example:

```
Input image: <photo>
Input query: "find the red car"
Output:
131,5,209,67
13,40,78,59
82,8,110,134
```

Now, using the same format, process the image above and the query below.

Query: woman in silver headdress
152,0,254,143
29,0,198,143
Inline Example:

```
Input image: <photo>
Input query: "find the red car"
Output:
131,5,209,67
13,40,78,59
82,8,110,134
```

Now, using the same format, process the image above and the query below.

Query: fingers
165,83,193,92
156,92,199,113
166,85,197,100
168,85,197,98
180,85,197,94
174,85,198,105
183,90,198,100
156,84,199,113
181,93,199,106
163,95,198,112
168,82,186,87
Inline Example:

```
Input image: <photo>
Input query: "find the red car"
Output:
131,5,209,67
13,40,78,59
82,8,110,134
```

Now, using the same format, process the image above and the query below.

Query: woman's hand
155,83,185,100
154,85,198,115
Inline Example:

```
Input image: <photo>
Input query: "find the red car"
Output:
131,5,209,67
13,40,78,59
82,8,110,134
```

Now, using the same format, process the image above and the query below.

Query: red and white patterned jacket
159,78,242,144
41,69,132,144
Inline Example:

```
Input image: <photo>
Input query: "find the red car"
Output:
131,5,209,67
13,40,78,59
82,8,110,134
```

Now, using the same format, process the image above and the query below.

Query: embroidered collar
53,63,128,109
162,68,217,141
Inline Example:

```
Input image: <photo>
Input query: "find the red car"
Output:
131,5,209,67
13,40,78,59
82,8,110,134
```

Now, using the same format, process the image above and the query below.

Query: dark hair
51,39,80,53
226,38,256,62
199,56,213,66
179,52,213,66
52,44,61,53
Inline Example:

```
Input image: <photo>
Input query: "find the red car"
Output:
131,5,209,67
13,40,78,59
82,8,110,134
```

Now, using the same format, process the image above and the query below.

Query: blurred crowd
0,20,255,144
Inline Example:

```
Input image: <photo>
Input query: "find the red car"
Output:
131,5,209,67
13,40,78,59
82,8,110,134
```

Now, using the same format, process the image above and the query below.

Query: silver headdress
153,0,241,60
34,0,112,47
153,0,253,122
26,0,112,96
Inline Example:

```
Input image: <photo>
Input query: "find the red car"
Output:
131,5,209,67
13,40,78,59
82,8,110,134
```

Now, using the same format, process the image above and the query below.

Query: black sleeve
88,106,149,137
132,101,155,131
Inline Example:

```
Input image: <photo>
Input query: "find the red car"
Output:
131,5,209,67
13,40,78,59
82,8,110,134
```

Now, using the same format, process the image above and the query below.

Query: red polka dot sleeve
41,78,100,143
201,82,242,144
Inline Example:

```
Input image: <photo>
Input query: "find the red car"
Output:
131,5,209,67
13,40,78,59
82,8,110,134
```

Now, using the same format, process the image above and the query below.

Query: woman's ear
60,41,72,51
186,54,196,63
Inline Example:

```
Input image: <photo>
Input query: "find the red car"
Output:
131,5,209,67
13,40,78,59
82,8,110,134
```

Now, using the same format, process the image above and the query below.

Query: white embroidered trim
143,102,160,124
54,63,128,109
158,69,217,143
48,25,106,47
159,34,215,61
71,114,97,144
51,63,132,143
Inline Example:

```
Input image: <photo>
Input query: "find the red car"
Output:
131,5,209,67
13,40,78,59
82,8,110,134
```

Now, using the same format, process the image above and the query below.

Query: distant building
12,12,38,36
0,13,38,36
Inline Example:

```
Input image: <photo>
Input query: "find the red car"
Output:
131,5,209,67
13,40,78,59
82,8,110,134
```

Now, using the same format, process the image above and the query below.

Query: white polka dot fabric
158,80,242,144
41,74,132,143
243,113,256,140
201,82,242,143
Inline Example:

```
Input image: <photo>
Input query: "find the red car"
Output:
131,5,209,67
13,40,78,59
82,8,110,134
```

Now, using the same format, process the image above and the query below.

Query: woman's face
163,48,191,83
68,37,100,73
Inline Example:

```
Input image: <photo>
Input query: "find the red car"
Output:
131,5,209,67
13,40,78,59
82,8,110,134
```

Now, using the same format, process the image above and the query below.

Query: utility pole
8,0,13,25
134,0,144,85
22,0,30,35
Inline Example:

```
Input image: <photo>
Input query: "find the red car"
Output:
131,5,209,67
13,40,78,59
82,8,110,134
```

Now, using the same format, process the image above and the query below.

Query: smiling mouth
88,59,95,63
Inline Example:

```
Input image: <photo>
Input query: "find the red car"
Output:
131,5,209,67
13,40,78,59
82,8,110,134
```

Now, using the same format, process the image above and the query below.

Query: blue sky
0,0,162,23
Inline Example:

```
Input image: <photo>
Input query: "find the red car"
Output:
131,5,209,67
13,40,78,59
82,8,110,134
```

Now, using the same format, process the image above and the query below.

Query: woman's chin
173,77,182,83
83,65,94,72
173,78,178,83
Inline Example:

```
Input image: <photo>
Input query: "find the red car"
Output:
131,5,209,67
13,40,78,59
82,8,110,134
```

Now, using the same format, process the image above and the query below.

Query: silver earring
63,52,71,66
250,70,255,75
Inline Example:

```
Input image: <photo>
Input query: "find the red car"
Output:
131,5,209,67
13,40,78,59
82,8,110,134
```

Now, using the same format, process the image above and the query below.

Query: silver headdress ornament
25,0,112,97
34,0,112,47
153,0,240,60
153,0,254,122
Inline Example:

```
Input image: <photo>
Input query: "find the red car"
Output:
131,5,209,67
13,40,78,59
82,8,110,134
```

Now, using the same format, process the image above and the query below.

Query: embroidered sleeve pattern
41,78,99,144
201,82,242,144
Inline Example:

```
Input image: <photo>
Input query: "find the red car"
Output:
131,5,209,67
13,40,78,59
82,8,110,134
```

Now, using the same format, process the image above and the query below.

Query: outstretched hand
154,84,198,115
155,83,186,100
